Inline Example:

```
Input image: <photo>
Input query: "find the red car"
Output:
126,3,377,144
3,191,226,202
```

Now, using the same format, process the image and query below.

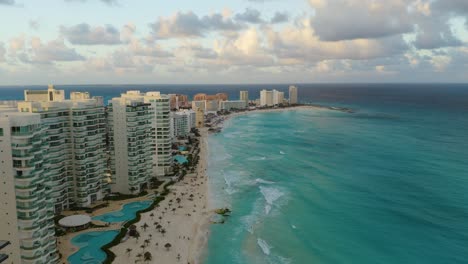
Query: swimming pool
174,155,188,164
92,200,152,223
68,230,118,264
179,146,187,151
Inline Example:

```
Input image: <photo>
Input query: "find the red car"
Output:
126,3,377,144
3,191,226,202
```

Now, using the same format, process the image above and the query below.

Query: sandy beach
111,128,211,264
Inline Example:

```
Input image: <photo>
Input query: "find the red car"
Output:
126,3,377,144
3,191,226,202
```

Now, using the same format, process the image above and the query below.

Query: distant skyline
0,0,467,85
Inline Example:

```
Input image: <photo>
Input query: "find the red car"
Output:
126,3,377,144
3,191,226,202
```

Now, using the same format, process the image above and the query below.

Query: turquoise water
204,106,468,263
68,230,118,264
92,200,152,223
179,146,187,151
174,155,188,164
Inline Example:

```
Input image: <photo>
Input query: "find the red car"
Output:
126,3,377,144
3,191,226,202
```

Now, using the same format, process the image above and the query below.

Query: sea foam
259,186,285,215
257,238,271,255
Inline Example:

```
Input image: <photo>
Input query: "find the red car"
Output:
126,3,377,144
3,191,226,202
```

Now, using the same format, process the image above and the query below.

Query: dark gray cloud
0,0,15,5
60,23,121,45
235,8,264,24
150,11,244,39
270,12,288,24
413,18,463,49
434,0,468,15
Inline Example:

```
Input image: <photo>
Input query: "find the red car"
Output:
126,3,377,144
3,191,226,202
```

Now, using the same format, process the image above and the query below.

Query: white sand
111,128,211,264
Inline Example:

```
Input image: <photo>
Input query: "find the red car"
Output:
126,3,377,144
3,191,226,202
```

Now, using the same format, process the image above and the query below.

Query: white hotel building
118,91,172,177
170,110,195,139
108,96,153,194
17,89,107,211
0,109,59,264
260,89,286,107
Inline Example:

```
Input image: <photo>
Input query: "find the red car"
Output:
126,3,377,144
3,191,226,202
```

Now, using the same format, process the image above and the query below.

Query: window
0,128,3,136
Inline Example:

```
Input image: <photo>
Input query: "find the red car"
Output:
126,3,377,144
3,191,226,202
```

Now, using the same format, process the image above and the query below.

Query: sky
0,0,467,85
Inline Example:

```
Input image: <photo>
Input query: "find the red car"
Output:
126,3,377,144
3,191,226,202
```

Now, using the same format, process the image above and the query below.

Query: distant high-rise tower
240,91,249,107
289,86,298,105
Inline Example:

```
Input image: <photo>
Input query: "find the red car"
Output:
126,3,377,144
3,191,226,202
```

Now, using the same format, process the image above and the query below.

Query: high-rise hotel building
108,95,153,194
240,91,249,107
108,91,172,195
118,91,172,177
289,85,298,105
0,108,59,264
17,88,107,211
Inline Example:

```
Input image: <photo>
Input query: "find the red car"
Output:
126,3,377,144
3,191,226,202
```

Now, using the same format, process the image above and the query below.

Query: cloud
270,12,289,24
25,38,85,63
0,42,6,61
310,0,413,41
8,35,26,56
234,8,264,24
65,0,118,5
128,40,173,58
265,19,409,63
0,0,15,5
60,23,121,45
120,23,136,43
413,17,463,49
29,19,40,30
150,11,243,39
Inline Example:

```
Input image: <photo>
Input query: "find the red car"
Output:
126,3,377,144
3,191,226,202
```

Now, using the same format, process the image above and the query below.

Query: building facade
24,85,65,102
195,107,205,128
170,110,195,138
273,90,285,105
168,94,189,110
0,110,59,264
289,85,298,105
108,96,153,194
119,91,172,177
17,96,107,211
219,100,247,111
260,89,274,107
240,91,249,107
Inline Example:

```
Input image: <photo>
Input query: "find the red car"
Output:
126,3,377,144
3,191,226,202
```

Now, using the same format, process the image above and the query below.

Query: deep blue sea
1,84,468,263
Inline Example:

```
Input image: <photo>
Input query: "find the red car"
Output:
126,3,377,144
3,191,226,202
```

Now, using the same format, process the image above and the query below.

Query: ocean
202,84,468,264
1,84,468,263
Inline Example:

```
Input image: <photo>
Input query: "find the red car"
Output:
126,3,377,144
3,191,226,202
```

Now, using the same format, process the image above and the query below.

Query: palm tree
126,248,132,256
144,239,150,247
141,222,149,231
172,208,176,214
161,228,166,237
140,244,146,252
150,213,154,219
135,232,140,242
165,242,172,251
143,252,152,263
136,253,143,261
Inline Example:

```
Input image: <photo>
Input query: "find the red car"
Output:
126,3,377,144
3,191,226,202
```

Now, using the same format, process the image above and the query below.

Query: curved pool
92,200,152,223
68,230,118,264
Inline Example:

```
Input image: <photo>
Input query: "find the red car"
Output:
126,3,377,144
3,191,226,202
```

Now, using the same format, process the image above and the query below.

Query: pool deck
58,185,168,263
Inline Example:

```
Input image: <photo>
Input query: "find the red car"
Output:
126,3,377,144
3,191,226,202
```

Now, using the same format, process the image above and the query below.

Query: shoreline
110,128,211,264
